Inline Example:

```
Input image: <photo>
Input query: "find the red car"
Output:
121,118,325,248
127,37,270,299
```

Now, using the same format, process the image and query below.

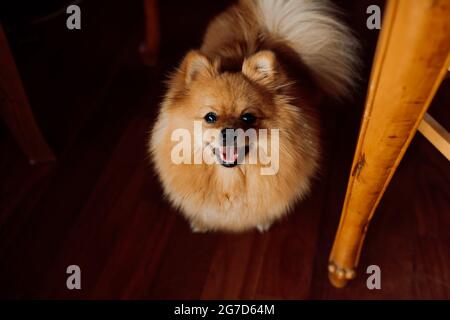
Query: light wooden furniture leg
418,113,450,161
0,24,55,164
139,0,160,66
328,0,450,288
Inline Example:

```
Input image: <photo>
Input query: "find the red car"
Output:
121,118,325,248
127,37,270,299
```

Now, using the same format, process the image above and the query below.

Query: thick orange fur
149,0,359,232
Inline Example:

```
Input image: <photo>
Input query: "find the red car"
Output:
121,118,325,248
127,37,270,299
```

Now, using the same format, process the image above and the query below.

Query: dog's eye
241,113,257,124
204,112,217,123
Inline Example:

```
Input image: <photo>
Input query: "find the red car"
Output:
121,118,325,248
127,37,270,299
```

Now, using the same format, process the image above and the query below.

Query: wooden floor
1,0,449,299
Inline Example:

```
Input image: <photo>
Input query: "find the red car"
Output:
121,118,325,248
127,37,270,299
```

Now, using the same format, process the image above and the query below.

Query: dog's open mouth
214,145,250,168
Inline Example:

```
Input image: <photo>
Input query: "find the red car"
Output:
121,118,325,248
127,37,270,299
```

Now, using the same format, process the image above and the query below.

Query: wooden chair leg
328,0,450,288
418,113,450,161
0,25,55,164
139,0,160,66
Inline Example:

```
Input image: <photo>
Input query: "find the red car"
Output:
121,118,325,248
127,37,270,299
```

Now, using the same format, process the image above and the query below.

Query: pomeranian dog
150,0,359,232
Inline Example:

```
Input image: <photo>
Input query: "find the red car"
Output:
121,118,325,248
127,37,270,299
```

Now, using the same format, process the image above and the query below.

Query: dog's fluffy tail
251,0,361,99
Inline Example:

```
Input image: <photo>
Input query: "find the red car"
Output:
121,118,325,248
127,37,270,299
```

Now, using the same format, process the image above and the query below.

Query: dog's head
162,50,308,172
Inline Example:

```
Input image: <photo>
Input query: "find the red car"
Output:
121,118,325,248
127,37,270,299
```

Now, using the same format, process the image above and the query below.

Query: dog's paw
190,222,208,233
256,223,272,233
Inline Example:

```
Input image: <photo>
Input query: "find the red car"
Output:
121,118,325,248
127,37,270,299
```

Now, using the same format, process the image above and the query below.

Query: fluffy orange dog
150,0,359,232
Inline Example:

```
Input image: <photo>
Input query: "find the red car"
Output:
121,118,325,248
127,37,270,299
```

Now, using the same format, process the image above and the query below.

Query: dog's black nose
221,128,235,145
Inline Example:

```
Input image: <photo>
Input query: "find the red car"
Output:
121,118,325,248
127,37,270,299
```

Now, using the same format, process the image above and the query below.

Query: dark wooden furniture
0,24,55,164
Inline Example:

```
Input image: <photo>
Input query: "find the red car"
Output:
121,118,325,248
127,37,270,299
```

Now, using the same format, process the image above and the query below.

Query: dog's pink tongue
222,146,238,162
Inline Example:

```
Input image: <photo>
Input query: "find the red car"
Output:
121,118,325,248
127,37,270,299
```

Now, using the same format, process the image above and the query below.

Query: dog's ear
181,51,218,85
242,50,278,87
